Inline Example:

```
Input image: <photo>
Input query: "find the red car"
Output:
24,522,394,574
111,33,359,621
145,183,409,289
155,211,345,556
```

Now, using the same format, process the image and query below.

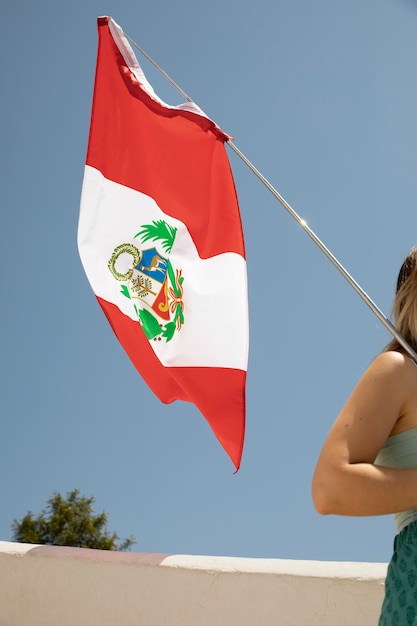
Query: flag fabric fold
78,16,249,470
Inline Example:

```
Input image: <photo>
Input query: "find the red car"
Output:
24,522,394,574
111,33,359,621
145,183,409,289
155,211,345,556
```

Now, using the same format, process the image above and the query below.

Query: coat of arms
108,220,184,342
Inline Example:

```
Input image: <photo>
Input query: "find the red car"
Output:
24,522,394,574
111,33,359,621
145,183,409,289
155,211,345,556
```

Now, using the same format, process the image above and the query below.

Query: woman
312,246,417,624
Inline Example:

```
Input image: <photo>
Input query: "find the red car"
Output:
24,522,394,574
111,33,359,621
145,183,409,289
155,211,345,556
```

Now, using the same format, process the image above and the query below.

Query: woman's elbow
311,472,341,515
312,488,333,515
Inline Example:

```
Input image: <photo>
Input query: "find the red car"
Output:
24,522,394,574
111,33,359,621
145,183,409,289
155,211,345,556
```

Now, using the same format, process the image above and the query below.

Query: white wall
0,541,387,625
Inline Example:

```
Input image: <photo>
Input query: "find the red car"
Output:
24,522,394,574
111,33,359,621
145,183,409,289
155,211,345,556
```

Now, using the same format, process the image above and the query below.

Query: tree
11,489,136,551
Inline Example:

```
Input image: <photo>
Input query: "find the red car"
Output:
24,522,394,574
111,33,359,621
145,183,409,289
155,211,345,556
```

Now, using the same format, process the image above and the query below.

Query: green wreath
108,243,141,281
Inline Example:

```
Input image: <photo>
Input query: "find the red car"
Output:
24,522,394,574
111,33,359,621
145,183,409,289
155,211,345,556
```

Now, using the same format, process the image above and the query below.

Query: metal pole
124,31,417,362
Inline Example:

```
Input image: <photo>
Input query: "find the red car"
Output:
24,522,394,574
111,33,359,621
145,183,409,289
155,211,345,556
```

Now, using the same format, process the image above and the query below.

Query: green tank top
375,427,417,533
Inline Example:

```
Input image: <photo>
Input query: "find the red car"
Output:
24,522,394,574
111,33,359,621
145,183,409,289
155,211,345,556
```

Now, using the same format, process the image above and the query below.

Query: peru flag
78,17,248,470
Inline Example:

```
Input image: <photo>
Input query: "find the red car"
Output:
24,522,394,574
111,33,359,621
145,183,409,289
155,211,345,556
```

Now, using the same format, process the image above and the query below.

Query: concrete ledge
0,541,387,625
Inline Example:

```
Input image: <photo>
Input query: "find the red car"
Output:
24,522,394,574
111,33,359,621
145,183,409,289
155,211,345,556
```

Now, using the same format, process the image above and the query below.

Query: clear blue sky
2,0,417,563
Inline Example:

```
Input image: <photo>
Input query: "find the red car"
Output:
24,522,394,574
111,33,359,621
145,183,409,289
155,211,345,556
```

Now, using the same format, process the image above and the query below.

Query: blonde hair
385,246,417,354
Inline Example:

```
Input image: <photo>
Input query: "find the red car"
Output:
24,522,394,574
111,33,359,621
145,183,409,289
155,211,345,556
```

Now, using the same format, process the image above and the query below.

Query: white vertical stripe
78,166,249,370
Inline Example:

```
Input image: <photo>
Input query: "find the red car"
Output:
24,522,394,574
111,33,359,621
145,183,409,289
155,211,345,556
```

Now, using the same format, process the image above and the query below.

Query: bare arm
312,351,417,516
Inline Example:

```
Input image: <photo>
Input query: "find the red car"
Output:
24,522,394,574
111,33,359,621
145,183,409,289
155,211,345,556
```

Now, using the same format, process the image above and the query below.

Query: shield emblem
130,247,170,321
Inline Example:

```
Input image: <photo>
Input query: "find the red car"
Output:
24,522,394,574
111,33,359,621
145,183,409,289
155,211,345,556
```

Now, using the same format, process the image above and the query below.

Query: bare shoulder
371,352,417,434
367,351,417,381
317,350,417,463
356,351,417,427
342,351,416,415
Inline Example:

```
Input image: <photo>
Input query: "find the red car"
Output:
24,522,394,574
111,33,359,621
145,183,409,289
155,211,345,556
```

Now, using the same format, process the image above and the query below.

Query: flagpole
124,32,417,362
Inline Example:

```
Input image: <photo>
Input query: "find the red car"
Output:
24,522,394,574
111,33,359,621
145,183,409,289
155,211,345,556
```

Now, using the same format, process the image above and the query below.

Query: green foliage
11,489,136,551
120,284,131,299
138,307,162,339
134,220,177,253
162,321,176,341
